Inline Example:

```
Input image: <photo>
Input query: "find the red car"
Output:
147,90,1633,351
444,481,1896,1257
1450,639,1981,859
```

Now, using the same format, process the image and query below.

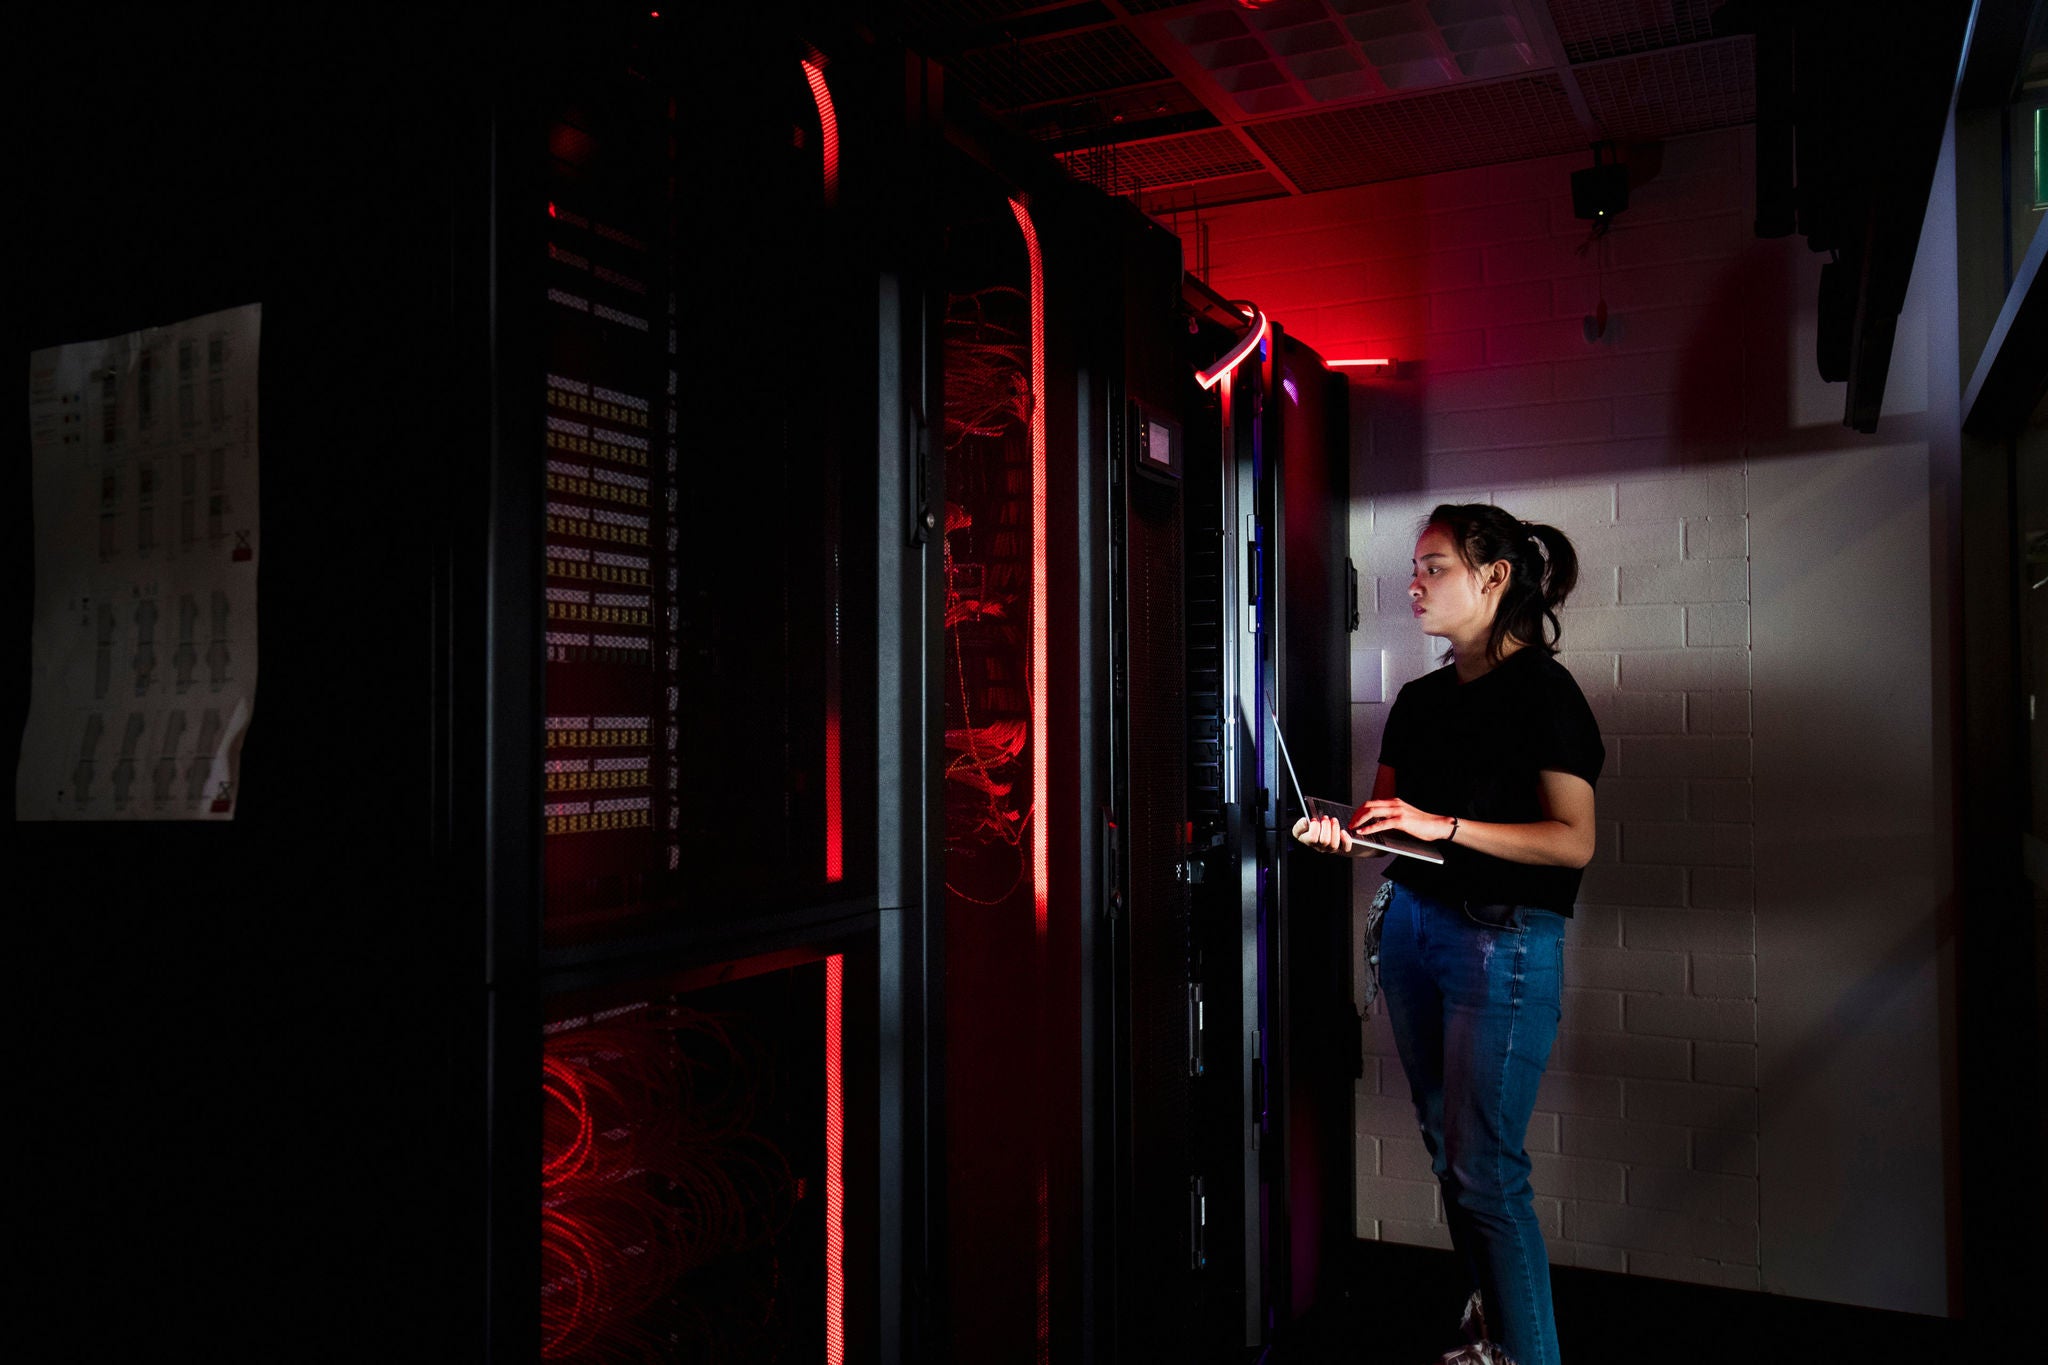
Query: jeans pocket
1459,901,1528,933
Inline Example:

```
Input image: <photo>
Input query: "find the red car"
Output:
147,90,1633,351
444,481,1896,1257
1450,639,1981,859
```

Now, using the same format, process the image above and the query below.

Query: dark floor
1270,1241,1975,1365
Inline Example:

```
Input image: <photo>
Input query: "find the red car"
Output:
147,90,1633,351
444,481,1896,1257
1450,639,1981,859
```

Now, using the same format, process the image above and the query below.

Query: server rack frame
482,15,924,1360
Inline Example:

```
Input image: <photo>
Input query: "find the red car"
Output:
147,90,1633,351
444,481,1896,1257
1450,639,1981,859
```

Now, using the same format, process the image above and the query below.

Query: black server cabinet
1179,304,1353,1355
1182,280,1265,1357
1181,309,1353,1351
924,94,1243,1363
1101,210,1202,1363
926,128,1123,1365
494,16,917,1365
16,9,919,1362
1258,326,1356,1334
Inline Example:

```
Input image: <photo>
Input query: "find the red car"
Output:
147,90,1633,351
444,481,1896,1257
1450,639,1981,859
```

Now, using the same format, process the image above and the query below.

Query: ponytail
1423,503,1580,665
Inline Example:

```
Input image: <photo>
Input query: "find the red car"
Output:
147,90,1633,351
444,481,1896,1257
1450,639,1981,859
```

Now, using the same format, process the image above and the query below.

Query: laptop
1271,704,1446,865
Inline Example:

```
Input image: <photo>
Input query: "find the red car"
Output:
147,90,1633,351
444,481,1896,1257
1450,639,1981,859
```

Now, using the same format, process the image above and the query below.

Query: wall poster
17,302,261,821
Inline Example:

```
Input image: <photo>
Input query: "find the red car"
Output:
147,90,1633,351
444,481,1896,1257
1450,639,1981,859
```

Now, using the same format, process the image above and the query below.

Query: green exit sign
2036,105,2045,208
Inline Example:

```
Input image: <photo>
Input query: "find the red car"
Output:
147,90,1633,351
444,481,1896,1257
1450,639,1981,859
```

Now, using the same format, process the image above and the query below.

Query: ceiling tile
1576,36,1755,140
1546,0,1723,64
950,24,1173,108
1059,126,1267,191
1249,72,1585,191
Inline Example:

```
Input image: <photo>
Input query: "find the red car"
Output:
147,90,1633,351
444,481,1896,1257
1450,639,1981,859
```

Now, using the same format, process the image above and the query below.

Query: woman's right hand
1291,814,1356,855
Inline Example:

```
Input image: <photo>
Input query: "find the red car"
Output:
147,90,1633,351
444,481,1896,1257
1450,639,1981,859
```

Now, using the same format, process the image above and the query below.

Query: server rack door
489,15,908,1360
929,150,1134,1365
536,930,880,1364
933,162,1067,1365
1268,326,1355,1326
1183,308,1267,1354
529,20,883,960
1099,207,1214,1362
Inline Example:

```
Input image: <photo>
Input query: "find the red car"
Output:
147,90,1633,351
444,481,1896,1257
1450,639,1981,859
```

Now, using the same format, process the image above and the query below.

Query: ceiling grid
1249,71,1588,191
911,0,1752,205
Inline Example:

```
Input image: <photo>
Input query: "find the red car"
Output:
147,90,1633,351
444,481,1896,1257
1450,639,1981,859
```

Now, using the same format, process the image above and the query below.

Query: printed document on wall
17,303,261,821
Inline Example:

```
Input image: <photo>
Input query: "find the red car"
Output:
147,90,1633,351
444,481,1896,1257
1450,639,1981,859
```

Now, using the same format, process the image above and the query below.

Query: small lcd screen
1138,416,1180,479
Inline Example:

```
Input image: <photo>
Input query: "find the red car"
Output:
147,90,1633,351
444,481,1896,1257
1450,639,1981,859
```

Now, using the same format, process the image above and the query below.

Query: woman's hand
1347,796,1456,845
1291,814,1358,855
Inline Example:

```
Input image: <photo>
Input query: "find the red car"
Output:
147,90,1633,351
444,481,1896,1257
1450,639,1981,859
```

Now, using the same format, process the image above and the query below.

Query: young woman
1295,503,1603,1365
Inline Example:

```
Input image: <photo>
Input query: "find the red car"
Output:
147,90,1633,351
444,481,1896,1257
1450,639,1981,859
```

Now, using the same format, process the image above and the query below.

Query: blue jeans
1379,881,1566,1365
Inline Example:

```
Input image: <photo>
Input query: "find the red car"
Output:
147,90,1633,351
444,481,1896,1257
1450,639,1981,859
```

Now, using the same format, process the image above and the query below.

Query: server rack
487,15,921,1363
17,7,923,1361
1263,328,1358,1331
1180,309,1354,1351
1183,281,1267,1355
16,6,1355,1358
923,88,1308,1363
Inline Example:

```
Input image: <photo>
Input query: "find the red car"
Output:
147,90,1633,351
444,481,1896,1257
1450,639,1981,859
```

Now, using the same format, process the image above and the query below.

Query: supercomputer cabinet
16,6,920,1362
485,12,920,1363
922,91,1224,1362
1262,327,1358,1333
1180,303,1355,1353
16,4,1354,1358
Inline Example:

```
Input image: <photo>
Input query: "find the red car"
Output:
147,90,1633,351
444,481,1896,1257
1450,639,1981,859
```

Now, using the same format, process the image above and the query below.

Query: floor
1269,1240,1976,1365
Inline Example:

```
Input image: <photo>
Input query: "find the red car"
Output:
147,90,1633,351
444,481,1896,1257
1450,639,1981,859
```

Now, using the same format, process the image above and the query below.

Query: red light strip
825,711,843,882
1008,192,1051,1365
1326,357,1396,368
824,953,846,1365
801,57,839,208
1195,303,1267,390
1008,195,1048,940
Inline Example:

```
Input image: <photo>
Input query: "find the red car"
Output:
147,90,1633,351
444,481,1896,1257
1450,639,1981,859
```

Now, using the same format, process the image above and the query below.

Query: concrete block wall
1350,469,1763,1290
1196,125,1952,1309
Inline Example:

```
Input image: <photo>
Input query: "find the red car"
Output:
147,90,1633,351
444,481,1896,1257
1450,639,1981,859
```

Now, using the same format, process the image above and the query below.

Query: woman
1295,503,1603,1365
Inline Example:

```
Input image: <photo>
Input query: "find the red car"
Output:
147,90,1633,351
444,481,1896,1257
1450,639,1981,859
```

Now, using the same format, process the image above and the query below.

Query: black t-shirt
1377,647,1605,914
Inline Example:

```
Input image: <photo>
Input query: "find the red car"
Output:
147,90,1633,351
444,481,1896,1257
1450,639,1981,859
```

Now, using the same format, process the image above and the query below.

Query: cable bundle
541,1004,800,1361
941,288,1037,901
941,288,1031,449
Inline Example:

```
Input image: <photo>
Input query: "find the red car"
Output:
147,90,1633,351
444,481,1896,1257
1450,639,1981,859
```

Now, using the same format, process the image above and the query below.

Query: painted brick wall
1200,127,1782,1291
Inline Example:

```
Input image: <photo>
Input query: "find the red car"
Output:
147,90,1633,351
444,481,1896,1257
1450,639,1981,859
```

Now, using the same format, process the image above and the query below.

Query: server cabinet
495,14,916,1363
16,7,919,1362
924,92,1248,1362
1183,304,1355,1350
1182,282,1266,1356
1260,327,1356,1332
1101,210,1202,1364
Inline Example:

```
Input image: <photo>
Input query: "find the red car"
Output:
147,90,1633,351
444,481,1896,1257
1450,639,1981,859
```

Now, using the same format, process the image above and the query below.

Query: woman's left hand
1346,796,1456,844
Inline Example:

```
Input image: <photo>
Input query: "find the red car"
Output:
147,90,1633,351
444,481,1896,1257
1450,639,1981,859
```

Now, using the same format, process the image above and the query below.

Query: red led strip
801,57,839,208
1007,192,1051,1365
1196,303,1267,390
824,711,843,882
1008,196,1048,941
824,953,846,1365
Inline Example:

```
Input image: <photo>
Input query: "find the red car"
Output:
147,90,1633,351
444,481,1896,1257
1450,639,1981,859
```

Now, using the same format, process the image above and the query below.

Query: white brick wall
1205,127,1769,1291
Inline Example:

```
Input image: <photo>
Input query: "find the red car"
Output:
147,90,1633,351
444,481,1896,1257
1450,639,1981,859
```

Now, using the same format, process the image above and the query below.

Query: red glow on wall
824,953,846,1365
801,57,839,208
1196,303,1268,390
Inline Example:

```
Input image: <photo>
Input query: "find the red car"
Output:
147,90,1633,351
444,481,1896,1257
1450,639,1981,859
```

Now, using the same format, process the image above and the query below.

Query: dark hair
1424,502,1580,665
